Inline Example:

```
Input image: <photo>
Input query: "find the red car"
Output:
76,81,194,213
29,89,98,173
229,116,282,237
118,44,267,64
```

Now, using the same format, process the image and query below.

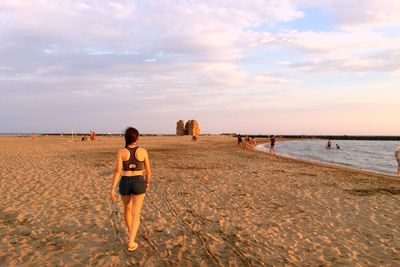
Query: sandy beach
0,135,399,266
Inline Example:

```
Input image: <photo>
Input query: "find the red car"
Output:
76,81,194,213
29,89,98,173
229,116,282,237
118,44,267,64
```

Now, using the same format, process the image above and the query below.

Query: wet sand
0,135,399,266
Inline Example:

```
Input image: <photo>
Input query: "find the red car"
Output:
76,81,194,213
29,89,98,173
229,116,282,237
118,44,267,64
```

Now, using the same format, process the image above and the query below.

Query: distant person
336,144,341,149
90,130,96,141
110,127,151,252
251,137,257,149
395,146,400,176
270,136,276,154
326,139,332,149
244,135,250,149
237,134,243,147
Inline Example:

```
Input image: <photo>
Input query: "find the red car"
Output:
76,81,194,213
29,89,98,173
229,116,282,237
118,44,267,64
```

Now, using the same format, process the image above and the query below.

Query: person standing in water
326,139,332,149
395,146,400,176
270,136,276,154
110,127,151,251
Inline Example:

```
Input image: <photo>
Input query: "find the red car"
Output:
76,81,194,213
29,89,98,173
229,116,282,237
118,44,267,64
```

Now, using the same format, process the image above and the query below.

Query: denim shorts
119,176,146,195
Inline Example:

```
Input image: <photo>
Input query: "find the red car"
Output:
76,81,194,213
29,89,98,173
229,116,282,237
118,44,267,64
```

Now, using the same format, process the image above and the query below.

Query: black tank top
122,147,144,171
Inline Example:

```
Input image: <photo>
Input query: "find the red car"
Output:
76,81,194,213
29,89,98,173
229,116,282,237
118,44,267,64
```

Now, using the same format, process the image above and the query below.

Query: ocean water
257,140,400,176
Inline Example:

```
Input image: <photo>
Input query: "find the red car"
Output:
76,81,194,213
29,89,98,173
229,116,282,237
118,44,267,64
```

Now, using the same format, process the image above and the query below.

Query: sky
0,0,399,135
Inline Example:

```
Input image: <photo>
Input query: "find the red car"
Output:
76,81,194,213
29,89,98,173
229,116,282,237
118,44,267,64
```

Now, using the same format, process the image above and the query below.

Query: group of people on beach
237,134,257,150
81,130,97,141
237,134,276,154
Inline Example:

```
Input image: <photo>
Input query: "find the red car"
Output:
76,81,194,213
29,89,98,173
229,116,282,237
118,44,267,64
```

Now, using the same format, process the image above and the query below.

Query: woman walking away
110,127,151,251
395,146,400,176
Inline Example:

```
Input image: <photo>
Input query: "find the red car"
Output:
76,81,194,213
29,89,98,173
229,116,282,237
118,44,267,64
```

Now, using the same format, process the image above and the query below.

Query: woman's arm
110,149,123,202
143,149,152,190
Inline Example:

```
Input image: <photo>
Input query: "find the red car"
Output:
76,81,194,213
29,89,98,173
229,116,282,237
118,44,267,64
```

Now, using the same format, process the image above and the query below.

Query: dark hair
125,127,139,147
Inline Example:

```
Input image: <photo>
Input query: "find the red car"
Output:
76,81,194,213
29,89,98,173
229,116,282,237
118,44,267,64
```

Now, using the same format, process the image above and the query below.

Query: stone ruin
176,120,201,136
185,120,201,136
176,120,186,136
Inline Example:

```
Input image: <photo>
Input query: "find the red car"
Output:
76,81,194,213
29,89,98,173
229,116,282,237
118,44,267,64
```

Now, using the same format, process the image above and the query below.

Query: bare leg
121,195,133,234
128,193,145,247
397,167,400,176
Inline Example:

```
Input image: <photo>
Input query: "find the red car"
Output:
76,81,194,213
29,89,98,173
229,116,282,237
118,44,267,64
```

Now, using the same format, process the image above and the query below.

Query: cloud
0,0,399,133
280,30,400,54
286,49,400,73
307,0,400,30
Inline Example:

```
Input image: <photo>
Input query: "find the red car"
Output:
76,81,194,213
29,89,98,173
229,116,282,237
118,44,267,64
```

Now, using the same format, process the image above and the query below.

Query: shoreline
256,142,399,180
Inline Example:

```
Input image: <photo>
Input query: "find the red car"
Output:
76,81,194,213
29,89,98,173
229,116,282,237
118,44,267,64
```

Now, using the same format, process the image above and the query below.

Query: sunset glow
1,1,399,134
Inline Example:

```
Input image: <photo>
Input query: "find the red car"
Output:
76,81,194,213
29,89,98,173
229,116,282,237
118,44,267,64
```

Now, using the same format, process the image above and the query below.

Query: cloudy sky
1,0,399,134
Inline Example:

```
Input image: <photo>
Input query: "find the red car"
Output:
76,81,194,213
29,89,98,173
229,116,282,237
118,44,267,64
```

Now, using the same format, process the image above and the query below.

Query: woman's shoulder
137,147,148,156
137,147,148,153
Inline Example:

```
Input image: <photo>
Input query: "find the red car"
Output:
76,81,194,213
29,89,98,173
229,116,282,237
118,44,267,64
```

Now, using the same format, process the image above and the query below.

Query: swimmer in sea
336,144,341,149
110,127,151,251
